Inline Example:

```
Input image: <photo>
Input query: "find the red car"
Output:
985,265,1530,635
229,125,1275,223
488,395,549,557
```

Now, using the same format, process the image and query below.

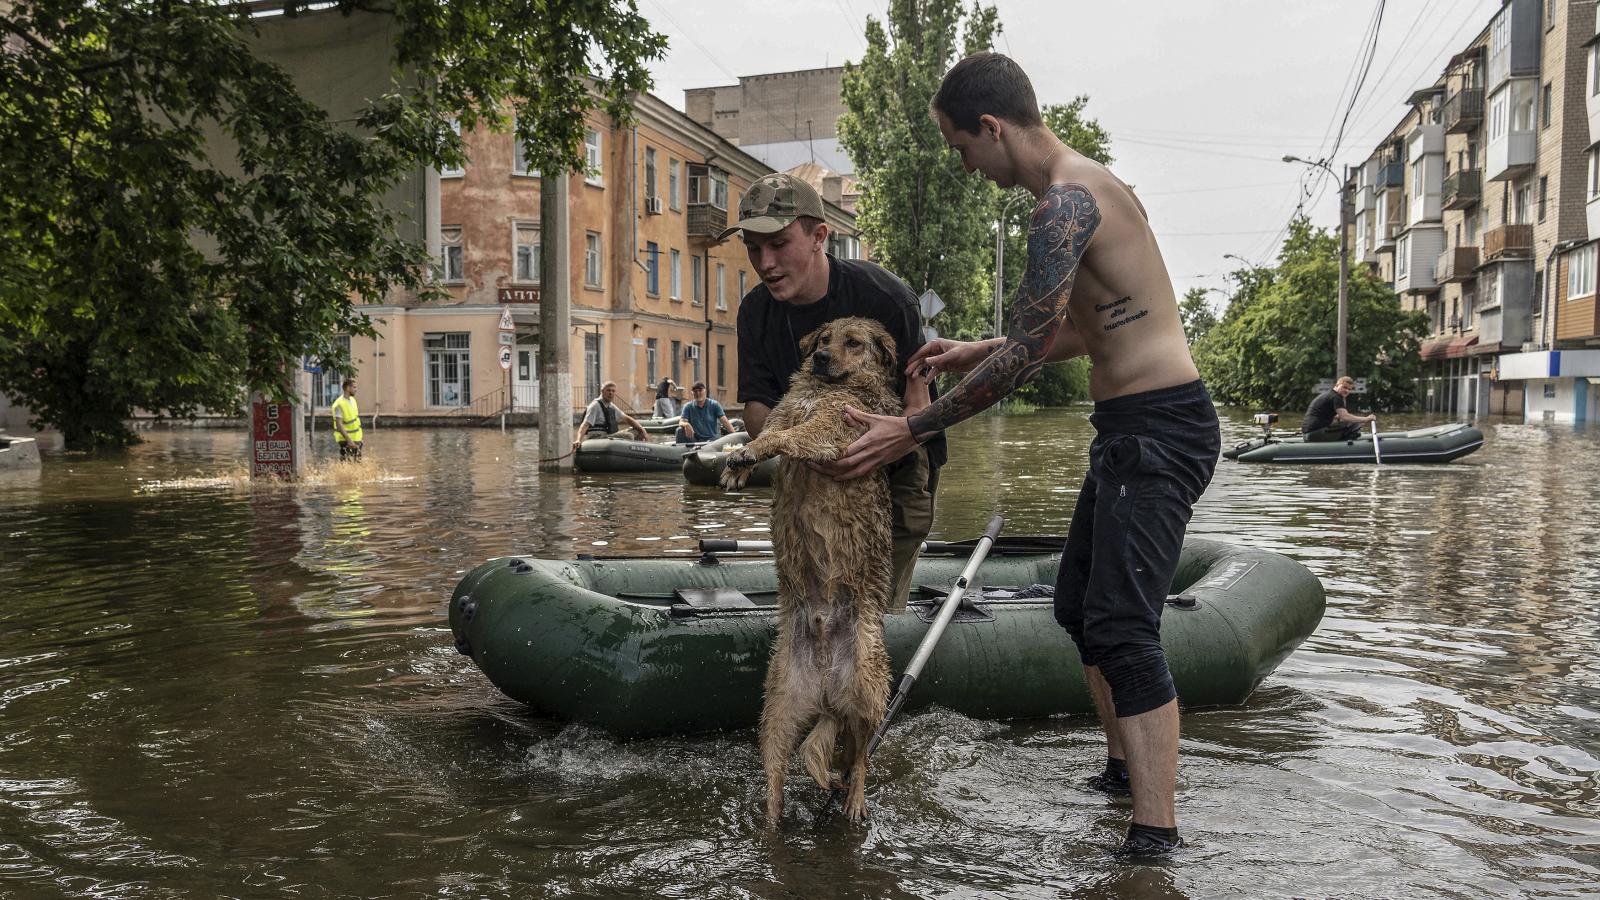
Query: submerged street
1,409,1596,897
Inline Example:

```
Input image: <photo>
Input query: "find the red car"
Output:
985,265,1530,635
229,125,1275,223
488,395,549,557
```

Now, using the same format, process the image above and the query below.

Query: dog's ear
798,324,826,359
871,330,896,372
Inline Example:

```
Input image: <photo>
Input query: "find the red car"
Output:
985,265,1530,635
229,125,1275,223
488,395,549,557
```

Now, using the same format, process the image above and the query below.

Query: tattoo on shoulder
904,184,1101,439
1093,296,1149,332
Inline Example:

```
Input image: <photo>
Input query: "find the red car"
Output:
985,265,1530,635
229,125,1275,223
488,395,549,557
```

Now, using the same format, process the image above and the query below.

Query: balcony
1483,223,1533,260
1375,221,1400,251
1375,158,1405,189
1442,170,1481,210
1441,89,1484,134
1436,246,1480,283
687,202,727,239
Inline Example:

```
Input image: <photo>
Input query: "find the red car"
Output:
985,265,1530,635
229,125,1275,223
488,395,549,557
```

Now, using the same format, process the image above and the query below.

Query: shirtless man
827,52,1221,856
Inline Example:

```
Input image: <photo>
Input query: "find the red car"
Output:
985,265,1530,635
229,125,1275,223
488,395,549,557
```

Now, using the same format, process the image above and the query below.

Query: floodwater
0,410,1596,898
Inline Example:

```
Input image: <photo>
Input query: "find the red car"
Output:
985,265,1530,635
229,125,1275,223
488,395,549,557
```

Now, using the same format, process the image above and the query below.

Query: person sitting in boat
675,382,735,444
1301,376,1375,442
573,382,648,451
652,379,679,419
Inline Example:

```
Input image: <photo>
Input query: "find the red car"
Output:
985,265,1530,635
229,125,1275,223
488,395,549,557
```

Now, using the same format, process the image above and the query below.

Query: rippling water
1,411,1596,898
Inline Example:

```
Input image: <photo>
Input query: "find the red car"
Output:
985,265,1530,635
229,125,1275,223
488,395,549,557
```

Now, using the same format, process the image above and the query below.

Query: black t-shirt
1301,389,1346,433
737,255,947,468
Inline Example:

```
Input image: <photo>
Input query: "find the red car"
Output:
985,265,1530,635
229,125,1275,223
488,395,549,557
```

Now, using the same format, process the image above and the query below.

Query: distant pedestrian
653,378,680,419
574,381,648,451
1302,376,1374,442
675,382,735,444
331,378,363,461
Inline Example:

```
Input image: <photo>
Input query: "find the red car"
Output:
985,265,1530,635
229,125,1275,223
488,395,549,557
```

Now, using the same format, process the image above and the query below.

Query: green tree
838,0,1000,344
0,0,664,449
1193,217,1426,412
1179,287,1219,344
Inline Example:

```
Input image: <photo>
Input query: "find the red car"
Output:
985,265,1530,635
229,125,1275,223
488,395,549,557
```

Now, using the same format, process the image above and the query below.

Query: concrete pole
539,172,573,471
1337,165,1350,380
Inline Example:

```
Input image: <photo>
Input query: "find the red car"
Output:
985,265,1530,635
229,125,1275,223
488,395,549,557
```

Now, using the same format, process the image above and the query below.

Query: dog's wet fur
721,317,903,825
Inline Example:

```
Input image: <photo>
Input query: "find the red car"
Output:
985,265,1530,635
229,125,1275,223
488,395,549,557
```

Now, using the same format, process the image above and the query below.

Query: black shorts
1053,380,1220,718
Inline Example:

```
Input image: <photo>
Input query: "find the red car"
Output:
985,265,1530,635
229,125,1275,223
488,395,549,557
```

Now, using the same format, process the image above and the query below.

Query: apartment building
1349,0,1600,423
320,92,862,421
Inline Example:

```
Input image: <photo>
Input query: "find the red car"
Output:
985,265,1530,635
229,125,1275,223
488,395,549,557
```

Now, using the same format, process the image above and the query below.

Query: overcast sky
641,0,1504,308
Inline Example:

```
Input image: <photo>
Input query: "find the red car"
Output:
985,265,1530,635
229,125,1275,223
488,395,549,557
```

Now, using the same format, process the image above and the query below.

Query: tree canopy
1193,217,1427,412
0,0,664,448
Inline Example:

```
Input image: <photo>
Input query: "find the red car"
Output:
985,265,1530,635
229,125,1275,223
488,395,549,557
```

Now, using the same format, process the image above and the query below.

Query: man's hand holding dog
821,360,943,481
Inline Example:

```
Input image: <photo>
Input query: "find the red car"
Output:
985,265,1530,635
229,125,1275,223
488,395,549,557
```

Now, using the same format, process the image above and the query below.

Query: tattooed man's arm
906,183,1101,440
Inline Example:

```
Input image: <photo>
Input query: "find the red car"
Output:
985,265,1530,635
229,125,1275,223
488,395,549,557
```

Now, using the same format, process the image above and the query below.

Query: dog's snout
810,350,831,372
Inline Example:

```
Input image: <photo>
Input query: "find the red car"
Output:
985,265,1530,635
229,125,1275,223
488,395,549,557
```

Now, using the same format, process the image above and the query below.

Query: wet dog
721,317,902,824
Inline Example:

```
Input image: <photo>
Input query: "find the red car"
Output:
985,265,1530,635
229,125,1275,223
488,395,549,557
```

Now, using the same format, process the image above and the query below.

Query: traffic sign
301,356,321,374
918,290,945,319
498,346,513,370
497,331,515,346
498,305,515,331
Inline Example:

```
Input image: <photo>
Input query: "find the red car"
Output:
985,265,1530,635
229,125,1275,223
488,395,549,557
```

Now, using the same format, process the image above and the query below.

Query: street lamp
995,190,1032,339
1283,154,1351,380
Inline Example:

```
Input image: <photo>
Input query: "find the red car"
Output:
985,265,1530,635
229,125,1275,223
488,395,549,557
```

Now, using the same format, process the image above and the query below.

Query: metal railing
1442,170,1481,210
1435,246,1480,283
448,386,510,419
1441,89,1484,134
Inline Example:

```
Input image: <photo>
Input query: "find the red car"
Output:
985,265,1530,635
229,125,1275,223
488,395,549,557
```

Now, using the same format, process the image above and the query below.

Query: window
645,241,660,296
1490,90,1507,140
1397,233,1409,279
513,116,536,176
585,232,602,288
738,269,747,299
829,233,861,259
1492,12,1509,55
716,343,726,388
716,263,726,310
1538,176,1548,222
514,223,539,283
670,339,681,385
691,254,704,305
644,147,657,202
687,164,728,207
1513,88,1535,132
1544,382,1557,399
584,127,603,185
1542,83,1553,129
584,333,601,402
691,343,702,385
311,335,352,407
424,332,471,407
1516,184,1532,224
1592,45,1600,96
669,159,681,209
1590,148,1600,200
670,249,682,300
1412,158,1424,199
441,226,464,283
441,118,464,177
1463,288,1475,329
646,338,658,387
1568,244,1596,299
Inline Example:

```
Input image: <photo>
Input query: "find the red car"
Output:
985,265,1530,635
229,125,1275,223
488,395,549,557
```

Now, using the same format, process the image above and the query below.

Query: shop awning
1420,339,1450,360
1443,335,1479,358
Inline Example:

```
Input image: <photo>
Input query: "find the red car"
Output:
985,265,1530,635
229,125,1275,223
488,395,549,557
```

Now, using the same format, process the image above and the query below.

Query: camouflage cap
715,174,826,242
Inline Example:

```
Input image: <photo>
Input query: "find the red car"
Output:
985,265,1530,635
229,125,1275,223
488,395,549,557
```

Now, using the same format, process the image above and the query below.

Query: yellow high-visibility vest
331,394,363,444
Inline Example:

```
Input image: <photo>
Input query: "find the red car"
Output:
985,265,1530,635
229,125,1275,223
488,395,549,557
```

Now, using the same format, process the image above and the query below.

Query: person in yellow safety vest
331,378,363,461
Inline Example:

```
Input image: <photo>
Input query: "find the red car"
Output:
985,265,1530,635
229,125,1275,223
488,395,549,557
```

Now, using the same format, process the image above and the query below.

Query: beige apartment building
1350,0,1600,423
315,92,862,422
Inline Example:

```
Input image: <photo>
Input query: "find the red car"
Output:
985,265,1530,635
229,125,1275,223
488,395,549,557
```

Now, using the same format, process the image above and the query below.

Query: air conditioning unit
683,343,701,360
644,197,664,215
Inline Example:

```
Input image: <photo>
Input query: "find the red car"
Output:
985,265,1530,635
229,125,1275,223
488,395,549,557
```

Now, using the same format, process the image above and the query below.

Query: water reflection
0,412,1595,897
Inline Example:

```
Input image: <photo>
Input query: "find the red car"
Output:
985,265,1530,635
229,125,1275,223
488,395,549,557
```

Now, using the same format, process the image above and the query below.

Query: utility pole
1336,163,1350,379
1283,155,1350,378
539,172,572,471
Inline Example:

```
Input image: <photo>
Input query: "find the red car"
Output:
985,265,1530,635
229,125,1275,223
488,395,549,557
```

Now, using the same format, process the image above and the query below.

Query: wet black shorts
1052,380,1220,718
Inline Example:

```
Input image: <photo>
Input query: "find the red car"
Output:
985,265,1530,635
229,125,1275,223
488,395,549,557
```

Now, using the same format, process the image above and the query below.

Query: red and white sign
498,305,515,331
251,400,297,478
498,345,513,370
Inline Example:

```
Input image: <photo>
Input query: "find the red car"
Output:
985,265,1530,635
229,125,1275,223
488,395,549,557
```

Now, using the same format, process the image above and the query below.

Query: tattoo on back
906,183,1101,439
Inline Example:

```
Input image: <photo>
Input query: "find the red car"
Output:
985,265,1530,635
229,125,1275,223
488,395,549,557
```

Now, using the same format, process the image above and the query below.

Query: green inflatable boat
682,432,779,487
448,538,1325,738
573,437,695,473
1224,422,1484,464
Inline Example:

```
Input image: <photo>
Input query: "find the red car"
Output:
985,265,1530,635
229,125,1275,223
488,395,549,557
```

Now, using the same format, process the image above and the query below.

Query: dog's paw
719,449,757,491
842,793,869,823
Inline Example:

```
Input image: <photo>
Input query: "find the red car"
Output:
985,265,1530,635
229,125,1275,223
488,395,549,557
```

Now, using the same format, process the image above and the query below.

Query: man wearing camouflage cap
723,173,945,613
